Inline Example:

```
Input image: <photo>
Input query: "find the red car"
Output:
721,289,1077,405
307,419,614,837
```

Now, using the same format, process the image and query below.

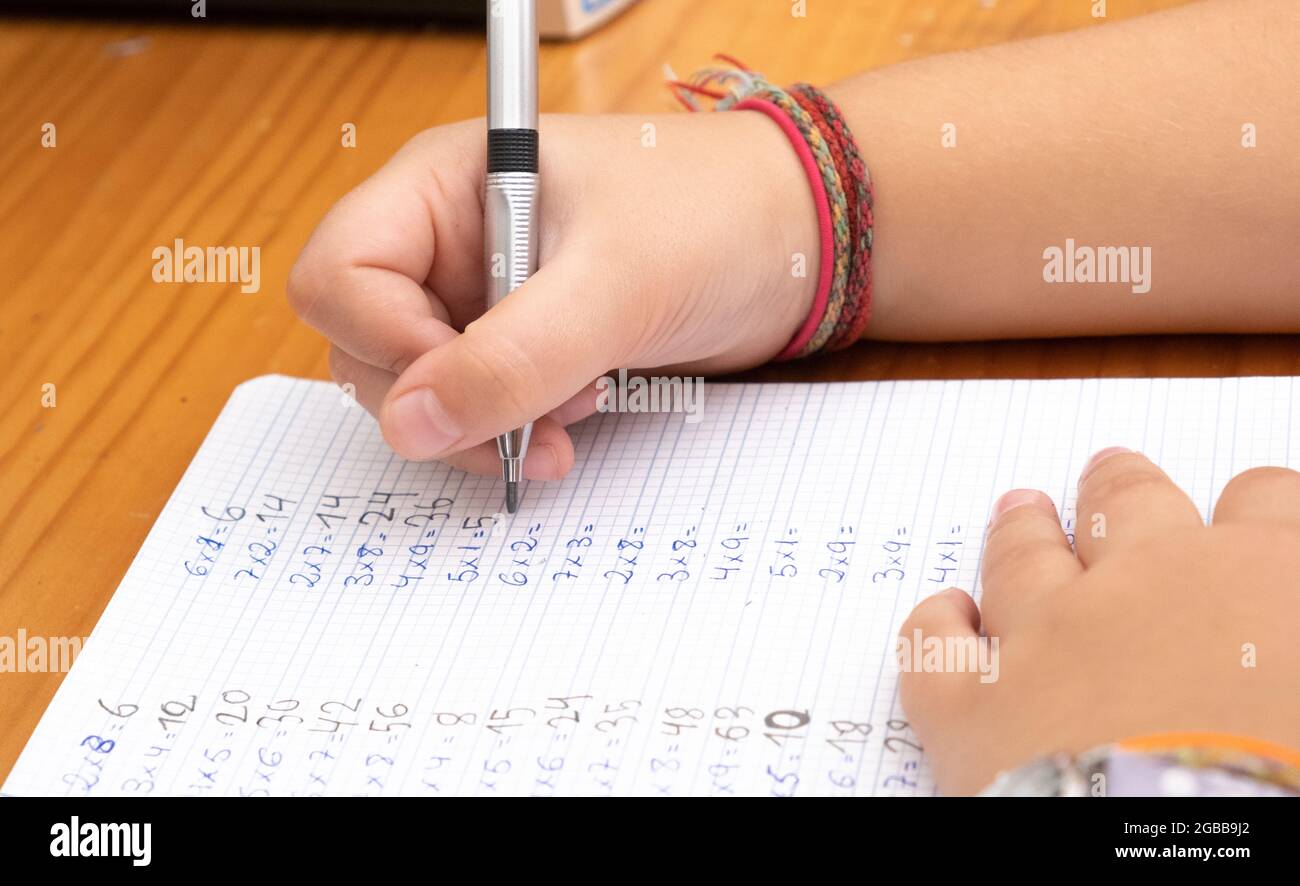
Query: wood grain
2,0,1290,784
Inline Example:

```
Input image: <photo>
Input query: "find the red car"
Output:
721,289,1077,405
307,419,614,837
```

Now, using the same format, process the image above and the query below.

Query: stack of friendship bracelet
669,56,874,361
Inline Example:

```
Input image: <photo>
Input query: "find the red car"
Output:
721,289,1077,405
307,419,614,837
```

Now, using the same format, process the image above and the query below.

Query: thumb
379,258,625,461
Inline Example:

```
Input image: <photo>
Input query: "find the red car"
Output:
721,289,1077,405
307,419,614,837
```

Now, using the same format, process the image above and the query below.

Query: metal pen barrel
486,0,539,513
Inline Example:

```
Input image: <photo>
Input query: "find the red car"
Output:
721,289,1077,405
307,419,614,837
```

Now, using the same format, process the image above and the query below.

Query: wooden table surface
2,0,1295,784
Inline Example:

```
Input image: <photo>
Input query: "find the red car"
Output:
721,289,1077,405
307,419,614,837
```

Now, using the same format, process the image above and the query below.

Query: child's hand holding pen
288,112,818,480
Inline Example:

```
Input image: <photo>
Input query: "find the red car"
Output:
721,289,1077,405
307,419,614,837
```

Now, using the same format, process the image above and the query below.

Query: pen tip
505,481,518,514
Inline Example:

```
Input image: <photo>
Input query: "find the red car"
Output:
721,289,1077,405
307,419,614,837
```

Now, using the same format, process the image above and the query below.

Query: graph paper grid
4,374,1294,796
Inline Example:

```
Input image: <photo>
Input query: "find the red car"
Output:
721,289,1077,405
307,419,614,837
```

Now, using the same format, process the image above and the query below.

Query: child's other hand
900,450,1300,795
287,113,816,479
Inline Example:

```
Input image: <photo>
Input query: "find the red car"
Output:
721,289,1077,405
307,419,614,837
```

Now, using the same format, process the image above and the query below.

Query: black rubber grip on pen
487,128,539,174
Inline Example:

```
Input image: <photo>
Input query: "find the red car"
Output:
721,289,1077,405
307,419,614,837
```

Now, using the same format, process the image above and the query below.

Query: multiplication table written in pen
5,374,1293,796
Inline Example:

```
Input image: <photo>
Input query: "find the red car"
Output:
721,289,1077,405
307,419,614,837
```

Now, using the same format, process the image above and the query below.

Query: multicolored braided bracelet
668,58,874,360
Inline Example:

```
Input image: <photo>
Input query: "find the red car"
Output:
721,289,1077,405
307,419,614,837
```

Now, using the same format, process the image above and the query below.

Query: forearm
827,0,1300,341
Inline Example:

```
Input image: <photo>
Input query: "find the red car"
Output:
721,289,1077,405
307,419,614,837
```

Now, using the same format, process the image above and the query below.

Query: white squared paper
4,375,1293,796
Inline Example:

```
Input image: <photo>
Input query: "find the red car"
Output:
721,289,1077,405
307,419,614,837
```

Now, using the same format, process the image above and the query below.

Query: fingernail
991,488,1049,522
385,387,460,459
1080,446,1130,484
523,443,561,480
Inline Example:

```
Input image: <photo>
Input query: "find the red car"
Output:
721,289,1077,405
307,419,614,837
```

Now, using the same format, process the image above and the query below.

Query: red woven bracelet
732,96,836,360
793,83,875,349
790,86,871,352
668,59,874,360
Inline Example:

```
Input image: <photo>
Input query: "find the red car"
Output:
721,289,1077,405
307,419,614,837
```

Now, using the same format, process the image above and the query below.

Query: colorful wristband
668,58,874,360
980,732,1300,797
730,96,836,360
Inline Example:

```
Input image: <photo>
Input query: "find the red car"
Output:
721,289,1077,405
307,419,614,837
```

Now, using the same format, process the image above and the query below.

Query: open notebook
5,375,1294,797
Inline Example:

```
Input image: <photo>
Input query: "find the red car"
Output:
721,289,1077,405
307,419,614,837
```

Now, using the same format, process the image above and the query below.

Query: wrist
726,109,822,365
699,73,872,363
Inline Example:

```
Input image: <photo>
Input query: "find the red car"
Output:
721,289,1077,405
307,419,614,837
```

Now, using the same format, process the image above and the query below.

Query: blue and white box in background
540,0,638,38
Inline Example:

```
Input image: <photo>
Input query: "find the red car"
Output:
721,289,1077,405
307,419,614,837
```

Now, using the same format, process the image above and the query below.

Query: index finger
287,122,486,374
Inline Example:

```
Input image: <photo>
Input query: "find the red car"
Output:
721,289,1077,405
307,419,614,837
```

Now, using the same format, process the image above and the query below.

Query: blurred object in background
535,0,638,38
0,0,640,38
